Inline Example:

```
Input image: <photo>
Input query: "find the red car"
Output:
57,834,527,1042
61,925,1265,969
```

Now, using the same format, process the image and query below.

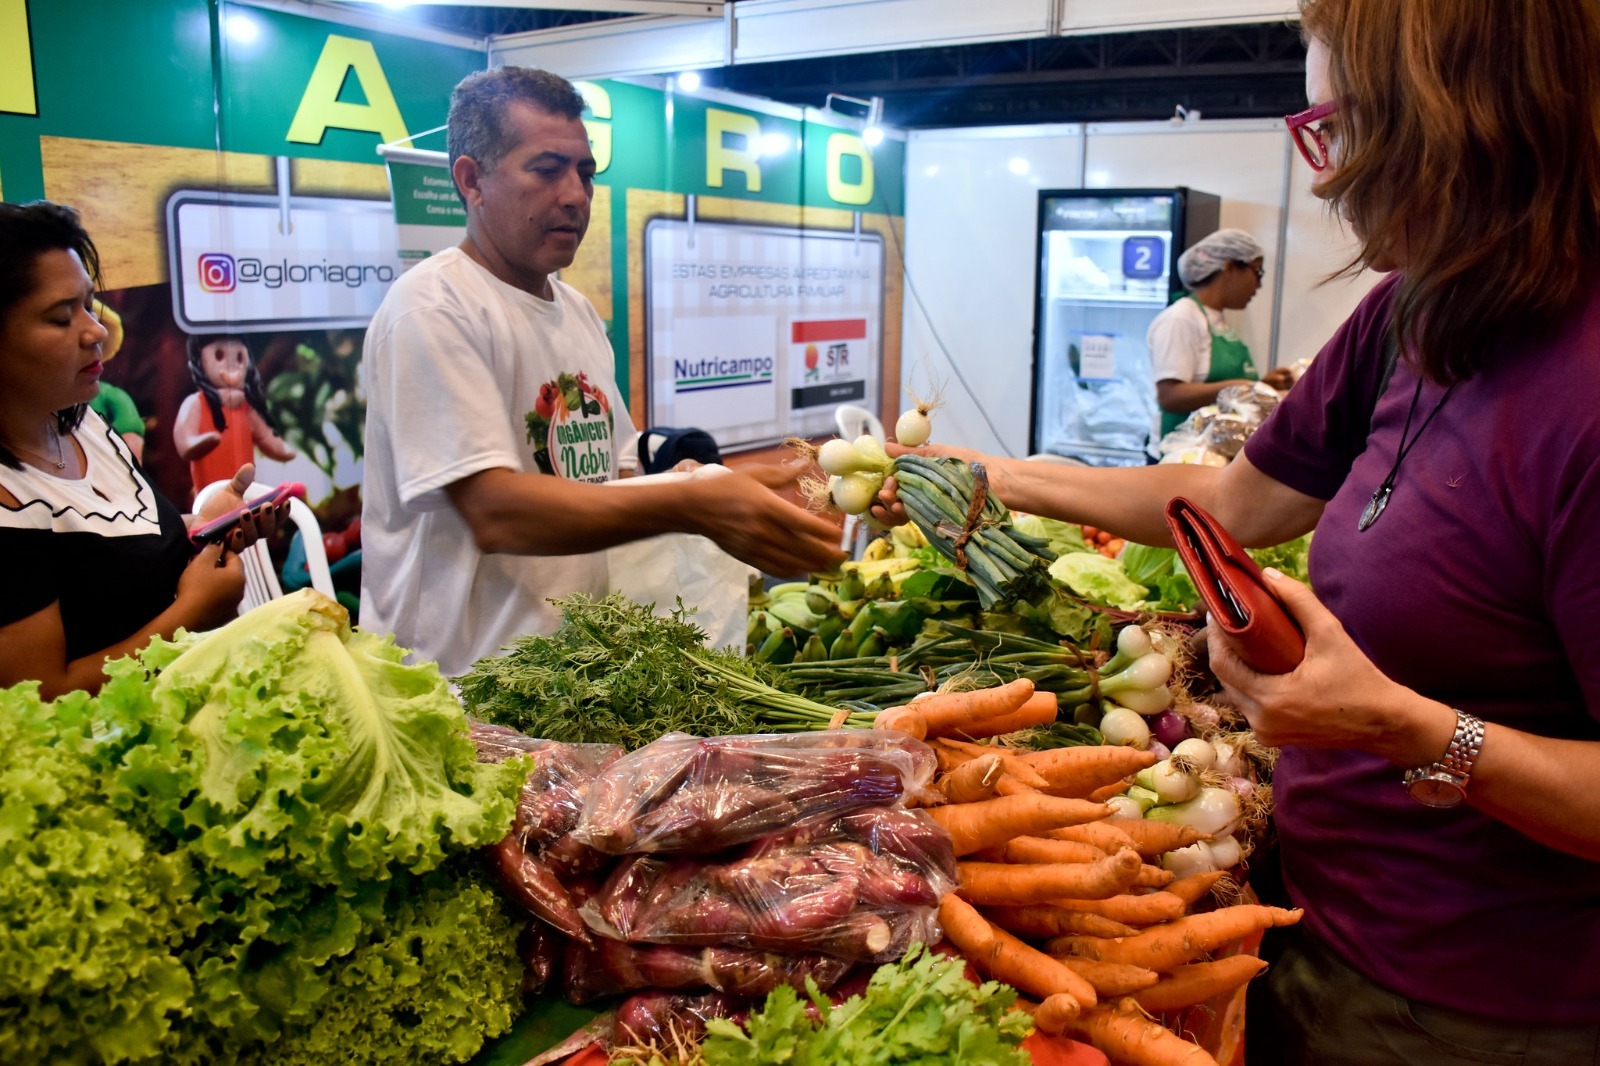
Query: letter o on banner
826,133,874,207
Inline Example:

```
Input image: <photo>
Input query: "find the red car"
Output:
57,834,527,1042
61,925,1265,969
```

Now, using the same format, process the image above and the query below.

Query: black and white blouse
0,411,193,662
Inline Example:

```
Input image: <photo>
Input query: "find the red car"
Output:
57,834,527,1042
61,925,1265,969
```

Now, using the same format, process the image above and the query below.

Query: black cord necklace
1359,374,1457,531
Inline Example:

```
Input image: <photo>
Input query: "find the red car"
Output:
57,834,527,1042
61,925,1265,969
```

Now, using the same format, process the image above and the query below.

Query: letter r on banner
706,108,763,193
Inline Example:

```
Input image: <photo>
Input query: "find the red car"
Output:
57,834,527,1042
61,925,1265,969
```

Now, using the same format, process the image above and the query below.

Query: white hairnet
1176,229,1265,289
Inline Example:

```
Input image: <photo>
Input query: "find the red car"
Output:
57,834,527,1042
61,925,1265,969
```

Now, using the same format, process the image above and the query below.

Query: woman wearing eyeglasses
878,1,1600,1060
1146,228,1292,438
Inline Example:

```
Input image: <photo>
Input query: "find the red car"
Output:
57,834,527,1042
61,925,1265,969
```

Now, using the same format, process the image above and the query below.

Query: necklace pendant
1359,486,1392,532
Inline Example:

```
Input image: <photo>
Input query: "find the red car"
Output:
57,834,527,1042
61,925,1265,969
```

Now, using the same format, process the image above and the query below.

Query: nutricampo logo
197,253,237,293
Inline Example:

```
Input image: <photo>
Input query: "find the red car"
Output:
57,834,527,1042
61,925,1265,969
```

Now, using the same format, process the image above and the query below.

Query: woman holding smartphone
0,200,281,697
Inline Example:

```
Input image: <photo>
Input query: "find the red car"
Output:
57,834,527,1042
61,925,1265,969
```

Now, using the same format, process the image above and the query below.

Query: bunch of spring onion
812,438,1057,610
1098,729,1273,877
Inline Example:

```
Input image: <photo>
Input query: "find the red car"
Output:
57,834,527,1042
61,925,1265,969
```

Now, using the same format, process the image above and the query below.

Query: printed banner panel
645,218,884,449
167,190,402,333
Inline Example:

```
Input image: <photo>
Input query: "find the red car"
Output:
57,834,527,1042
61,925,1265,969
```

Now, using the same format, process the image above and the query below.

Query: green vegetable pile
457,593,850,748
697,944,1031,1066
0,591,529,1065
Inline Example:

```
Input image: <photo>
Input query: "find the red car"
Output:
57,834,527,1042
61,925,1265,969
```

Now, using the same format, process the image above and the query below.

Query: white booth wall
899,118,1381,458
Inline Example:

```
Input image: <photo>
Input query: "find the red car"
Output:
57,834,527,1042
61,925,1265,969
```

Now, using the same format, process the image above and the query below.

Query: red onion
1150,709,1190,750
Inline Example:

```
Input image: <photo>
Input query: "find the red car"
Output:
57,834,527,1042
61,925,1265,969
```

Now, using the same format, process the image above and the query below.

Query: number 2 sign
1122,235,1166,281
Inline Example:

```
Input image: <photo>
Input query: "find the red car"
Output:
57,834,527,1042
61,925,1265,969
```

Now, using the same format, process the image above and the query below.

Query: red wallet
1164,496,1306,674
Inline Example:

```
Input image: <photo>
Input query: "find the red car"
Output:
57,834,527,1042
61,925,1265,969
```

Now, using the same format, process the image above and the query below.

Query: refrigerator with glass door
1029,187,1220,465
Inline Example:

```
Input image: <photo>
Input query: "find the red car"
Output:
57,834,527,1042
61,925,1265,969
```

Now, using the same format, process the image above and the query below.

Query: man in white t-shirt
361,67,844,675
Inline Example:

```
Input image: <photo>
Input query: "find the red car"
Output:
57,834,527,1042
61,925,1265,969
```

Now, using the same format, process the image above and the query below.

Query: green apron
1160,295,1258,437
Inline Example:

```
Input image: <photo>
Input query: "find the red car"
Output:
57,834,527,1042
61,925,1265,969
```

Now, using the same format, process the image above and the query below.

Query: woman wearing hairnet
1146,228,1294,437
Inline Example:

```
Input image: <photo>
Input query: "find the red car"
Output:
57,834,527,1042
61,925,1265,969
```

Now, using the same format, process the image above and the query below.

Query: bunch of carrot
872,676,1061,745
886,695,1300,1066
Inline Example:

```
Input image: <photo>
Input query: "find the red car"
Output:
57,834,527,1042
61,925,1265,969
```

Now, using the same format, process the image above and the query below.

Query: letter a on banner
287,35,409,146
0,0,38,116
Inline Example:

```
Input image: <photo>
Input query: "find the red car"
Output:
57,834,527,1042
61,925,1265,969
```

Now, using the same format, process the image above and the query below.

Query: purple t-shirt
1245,273,1600,1024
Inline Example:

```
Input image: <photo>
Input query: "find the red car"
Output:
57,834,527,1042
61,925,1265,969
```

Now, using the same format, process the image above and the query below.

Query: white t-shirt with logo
361,247,637,676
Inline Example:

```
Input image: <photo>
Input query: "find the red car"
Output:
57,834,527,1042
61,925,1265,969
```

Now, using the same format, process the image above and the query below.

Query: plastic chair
193,479,336,614
832,404,888,557
834,403,886,444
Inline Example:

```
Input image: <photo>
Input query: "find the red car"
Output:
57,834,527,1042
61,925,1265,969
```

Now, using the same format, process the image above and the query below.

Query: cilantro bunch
700,944,1032,1066
457,594,841,749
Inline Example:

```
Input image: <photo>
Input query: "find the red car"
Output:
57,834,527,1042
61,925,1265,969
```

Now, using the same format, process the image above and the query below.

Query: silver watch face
1407,774,1466,808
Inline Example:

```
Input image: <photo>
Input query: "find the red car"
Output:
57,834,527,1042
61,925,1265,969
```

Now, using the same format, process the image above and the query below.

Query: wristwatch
1403,710,1485,808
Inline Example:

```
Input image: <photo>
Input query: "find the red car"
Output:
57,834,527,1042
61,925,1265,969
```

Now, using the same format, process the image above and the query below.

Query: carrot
982,904,1140,940
938,896,1097,1009
1068,998,1219,1066
1133,864,1176,889
1049,905,1303,972
958,850,1144,906
954,690,1060,740
930,742,976,774
984,835,1107,866
1105,817,1210,858
1088,780,1132,802
1046,821,1139,854
1058,957,1162,997
926,794,1112,857
939,739,1052,788
1031,993,1084,1036
1165,870,1230,909
937,753,1005,804
1132,956,1269,1014
1048,891,1187,927
913,678,1035,738
873,705,927,740
1022,745,1158,798
994,774,1043,797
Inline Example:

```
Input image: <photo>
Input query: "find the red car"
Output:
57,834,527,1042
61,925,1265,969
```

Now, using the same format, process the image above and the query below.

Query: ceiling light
677,71,702,92
223,12,260,43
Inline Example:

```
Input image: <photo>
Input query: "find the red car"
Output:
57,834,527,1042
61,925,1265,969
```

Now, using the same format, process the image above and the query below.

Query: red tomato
322,531,347,564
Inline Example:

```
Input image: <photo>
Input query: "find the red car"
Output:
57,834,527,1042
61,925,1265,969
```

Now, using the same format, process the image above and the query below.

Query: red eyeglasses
1285,100,1339,171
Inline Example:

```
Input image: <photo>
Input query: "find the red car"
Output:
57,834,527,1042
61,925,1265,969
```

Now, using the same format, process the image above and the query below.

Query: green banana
747,610,772,648
766,581,813,599
797,633,828,663
755,626,798,665
804,587,840,615
768,598,824,634
814,609,845,646
828,628,859,661
838,570,867,601
857,630,887,658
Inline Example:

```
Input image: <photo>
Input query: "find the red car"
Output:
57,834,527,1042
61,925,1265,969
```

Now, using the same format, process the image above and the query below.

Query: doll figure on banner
172,333,295,501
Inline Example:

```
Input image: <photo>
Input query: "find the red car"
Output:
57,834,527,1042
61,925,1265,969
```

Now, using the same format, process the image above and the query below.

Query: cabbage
1048,552,1152,610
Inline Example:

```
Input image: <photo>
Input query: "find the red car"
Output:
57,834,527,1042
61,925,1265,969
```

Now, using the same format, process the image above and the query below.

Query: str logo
197,253,237,293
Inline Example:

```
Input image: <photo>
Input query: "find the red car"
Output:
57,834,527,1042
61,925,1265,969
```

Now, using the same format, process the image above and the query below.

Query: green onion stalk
776,623,1173,715
891,455,1056,609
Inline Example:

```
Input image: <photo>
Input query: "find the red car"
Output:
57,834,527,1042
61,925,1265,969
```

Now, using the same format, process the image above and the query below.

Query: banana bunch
747,571,925,665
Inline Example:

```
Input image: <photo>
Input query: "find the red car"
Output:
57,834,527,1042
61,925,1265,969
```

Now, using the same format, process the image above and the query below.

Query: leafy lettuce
0,591,528,1064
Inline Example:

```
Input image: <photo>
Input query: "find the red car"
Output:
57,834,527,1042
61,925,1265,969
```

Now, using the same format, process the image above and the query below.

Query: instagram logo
197,253,236,293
